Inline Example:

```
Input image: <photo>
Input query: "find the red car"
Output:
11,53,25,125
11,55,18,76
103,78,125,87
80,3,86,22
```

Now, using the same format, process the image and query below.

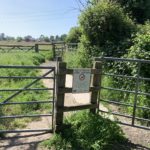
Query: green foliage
128,22,150,59
79,1,134,45
66,27,82,43
115,0,150,24
42,111,127,150
63,51,82,68
78,0,136,67
16,36,23,42
100,22,150,122
77,35,96,67
127,22,150,120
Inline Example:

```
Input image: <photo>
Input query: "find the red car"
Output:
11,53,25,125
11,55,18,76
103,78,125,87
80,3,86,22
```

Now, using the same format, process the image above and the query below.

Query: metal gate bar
0,65,55,133
95,57,150,130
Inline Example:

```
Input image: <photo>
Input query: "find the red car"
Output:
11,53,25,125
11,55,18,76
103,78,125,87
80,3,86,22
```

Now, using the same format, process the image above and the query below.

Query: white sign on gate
72,69,91,93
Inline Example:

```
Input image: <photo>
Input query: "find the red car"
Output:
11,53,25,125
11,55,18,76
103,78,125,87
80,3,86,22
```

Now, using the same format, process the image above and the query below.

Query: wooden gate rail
0,45,35,52
55,61,102,132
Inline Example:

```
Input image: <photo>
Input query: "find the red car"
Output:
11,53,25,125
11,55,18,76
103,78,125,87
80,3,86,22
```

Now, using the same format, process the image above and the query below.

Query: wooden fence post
55,61,66,132
35,44,39,53
52,43,56,60
90,61,102,113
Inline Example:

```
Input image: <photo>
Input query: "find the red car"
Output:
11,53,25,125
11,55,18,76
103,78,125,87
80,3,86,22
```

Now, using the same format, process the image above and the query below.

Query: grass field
0,51,53,134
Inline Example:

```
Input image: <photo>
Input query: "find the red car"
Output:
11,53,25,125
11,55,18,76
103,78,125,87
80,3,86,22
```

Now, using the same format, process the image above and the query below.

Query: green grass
41,111,128,150
63,51,82,68
0,51,53,136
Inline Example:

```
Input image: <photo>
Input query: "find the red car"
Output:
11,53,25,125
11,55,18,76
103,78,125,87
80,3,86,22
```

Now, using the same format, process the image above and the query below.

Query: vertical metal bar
132,62,141,125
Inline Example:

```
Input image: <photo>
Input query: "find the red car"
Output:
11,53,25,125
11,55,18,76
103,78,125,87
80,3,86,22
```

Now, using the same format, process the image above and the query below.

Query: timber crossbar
55,61,102,132
0,45,35,52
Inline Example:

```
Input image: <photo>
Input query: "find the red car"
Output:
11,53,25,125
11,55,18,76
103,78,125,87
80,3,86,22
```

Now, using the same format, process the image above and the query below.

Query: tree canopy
78,0,136,58
115,0,150,24
66,27,82,43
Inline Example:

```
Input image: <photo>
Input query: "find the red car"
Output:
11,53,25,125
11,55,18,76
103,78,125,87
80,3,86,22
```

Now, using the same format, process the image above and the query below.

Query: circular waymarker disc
79,73,85,81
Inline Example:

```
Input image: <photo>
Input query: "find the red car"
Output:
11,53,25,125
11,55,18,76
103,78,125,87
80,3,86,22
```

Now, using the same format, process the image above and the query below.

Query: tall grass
63,51,82,68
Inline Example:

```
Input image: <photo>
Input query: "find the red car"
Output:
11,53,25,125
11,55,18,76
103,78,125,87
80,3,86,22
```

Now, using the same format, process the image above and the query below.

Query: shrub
66,27,82,43
42,111,127,150
79,0,136,61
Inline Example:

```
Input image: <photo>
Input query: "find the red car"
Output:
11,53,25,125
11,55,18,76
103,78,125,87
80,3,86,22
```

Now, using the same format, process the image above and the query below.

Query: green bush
114,0,150,24
128,22,150,59
42,111,127,150
66,27,82,43
78,0,136,62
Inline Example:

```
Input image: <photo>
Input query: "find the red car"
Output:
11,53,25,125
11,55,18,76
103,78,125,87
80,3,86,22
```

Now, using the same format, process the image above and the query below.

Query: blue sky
0,0,83,38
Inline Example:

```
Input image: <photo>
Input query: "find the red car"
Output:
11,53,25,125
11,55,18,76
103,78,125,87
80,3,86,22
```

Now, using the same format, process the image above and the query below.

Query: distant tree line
0,33,67,43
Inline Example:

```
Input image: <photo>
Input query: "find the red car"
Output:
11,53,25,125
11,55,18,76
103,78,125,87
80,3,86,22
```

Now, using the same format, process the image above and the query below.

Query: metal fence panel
96,57,150,130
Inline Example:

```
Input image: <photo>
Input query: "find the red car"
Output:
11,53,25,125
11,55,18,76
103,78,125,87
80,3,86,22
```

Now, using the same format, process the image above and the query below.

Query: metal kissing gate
0,65,55,134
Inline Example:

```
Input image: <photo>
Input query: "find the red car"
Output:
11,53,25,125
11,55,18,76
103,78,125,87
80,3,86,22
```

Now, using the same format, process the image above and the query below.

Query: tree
24,35,32,42
16,37,23,42
66,27,82,43
78,0,136,60
55,35,60,41
60,34,67,41
44,36,50,42
0,33,5,41
114,0,150,24
50,35,55,42
39,34,45,42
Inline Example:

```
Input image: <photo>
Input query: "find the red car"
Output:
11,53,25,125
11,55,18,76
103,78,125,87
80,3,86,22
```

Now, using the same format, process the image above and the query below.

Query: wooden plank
90,61,102,113
58,87,100,93
58,69,101,75
0,45,34,47
52,43,56,60
58,104,98,112
35,44,39,53
55,62,66,132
